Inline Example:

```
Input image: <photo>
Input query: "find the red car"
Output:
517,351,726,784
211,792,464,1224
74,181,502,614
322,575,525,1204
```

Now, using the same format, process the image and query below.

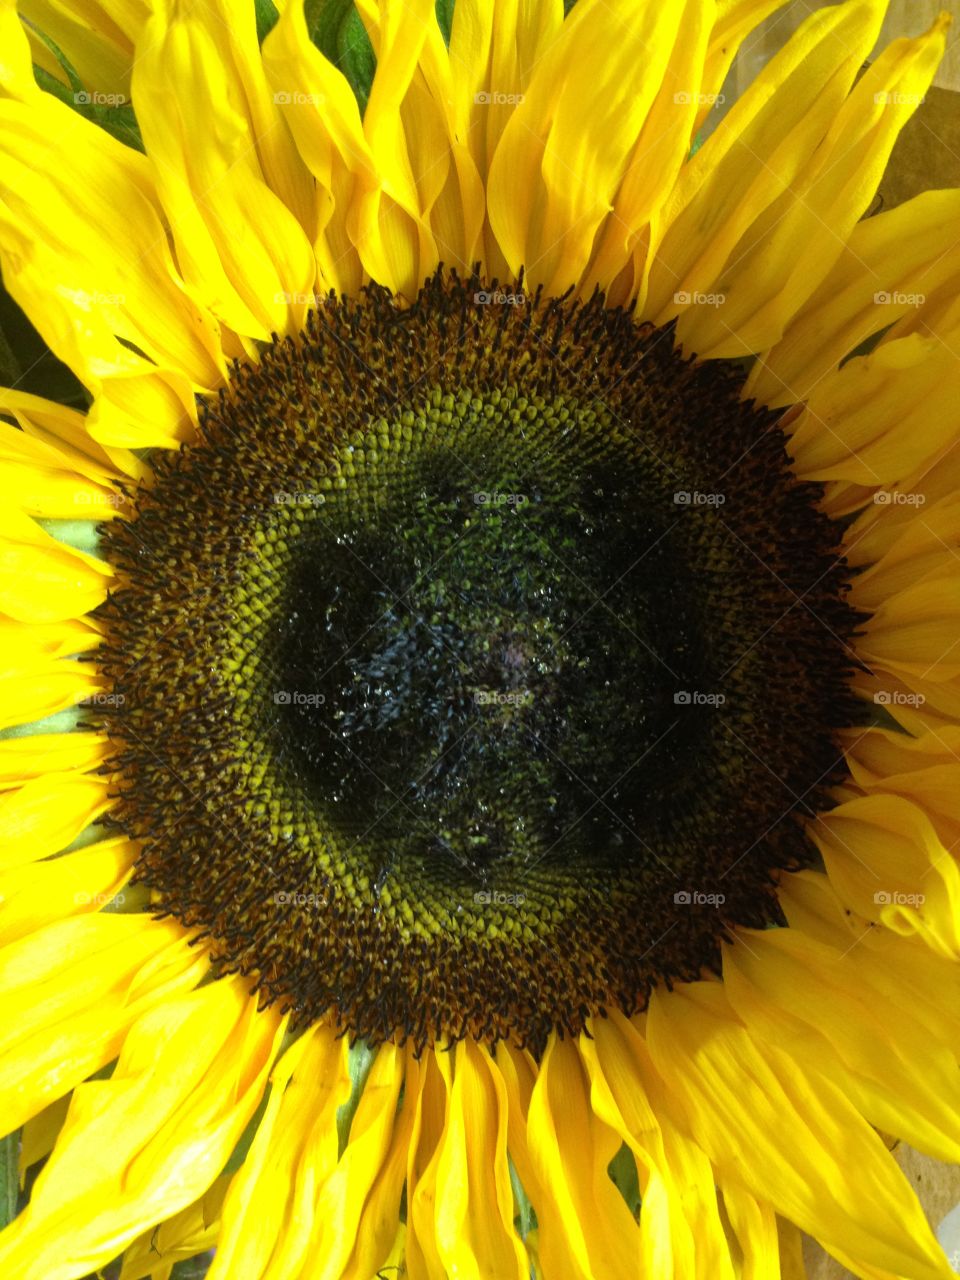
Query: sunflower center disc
99,273,860,1052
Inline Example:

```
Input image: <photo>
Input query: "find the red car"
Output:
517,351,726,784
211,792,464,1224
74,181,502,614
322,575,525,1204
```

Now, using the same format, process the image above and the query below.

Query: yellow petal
748,189,960,407
647,981,954,1280
86,368,199,452
349,0,438,297
0,526,110,623
0,732,106,788
0,386,142,484
119,1174,229,1280
0,98,225,390
723,926,960,1163
778,869,960,1047
0,835,135,945
0,976,286,1280
207,1021,351,1280
0,771,111,870
673,10,950,357
338,1047,422,1280
811,793,960,959
19,1094,71,1183
526,1034,641,1280
19,0,143,100
262,1,373,296
646,0,886,327
580,1011,736,1280
0,659,101,731
721,1182,780,1280
132,0,317,341
307,1042,408,1280
848,495,960,606
433,1038,527,1280
583,0,712,306
488,0,699,297
787,333,960,487
0,914,206,1135
404,1048,451,1280
843,724,960,852
857,576,960,682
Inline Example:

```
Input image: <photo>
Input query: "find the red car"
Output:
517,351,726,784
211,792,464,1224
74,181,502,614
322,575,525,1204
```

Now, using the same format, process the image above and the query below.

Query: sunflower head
0,1,958,1278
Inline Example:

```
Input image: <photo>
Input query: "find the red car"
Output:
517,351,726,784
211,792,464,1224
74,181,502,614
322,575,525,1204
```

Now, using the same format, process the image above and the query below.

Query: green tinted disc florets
96,272,861,1053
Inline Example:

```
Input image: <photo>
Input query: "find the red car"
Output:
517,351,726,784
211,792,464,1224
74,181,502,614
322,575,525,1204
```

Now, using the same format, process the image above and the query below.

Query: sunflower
0,0,959,1276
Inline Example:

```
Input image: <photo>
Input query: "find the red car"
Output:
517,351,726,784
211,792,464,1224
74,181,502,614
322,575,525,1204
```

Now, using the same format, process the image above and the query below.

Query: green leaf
303,0,377,113
435,0,455,46
0,319,20,387
336,1038,376,1155
608,1142,641,1218
0,1130,18,1231
255,0,280,44
337,9,376,114
169,1256,214,1279
509,1155,537,1239
29,27,143,152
